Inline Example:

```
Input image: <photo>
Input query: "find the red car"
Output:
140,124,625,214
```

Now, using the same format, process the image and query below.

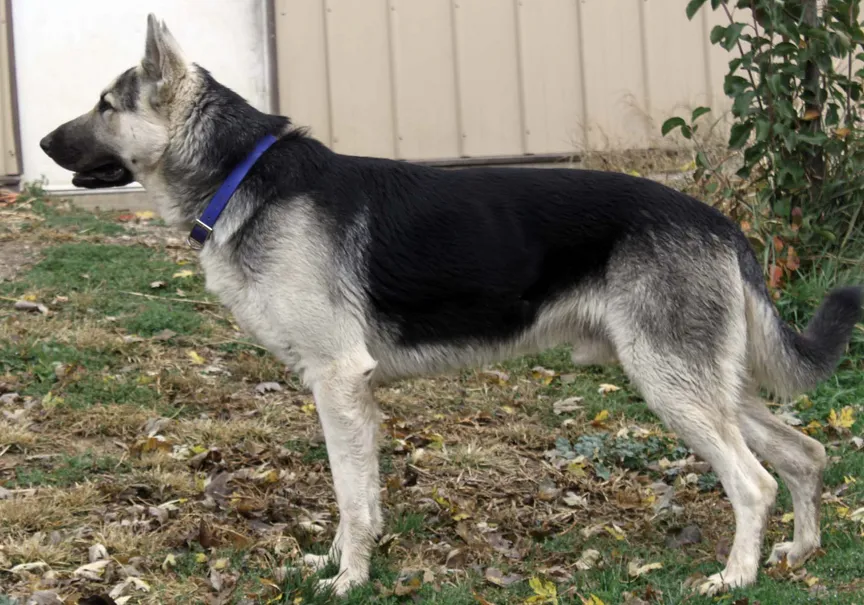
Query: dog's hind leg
618,351,777,594
738,387,827,567
304,348,381,595
607,257,777,595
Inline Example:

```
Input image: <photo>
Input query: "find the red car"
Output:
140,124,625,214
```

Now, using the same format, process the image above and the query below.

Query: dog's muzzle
40,125,135,189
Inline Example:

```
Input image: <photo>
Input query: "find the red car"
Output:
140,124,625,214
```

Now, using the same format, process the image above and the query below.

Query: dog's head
40,14,190,188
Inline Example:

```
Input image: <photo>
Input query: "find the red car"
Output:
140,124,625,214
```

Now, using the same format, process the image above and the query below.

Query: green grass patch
0,338,159,408
0,242,213,337
8,452,129,488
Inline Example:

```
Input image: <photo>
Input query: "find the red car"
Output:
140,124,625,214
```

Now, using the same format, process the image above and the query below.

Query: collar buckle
187,219,212,250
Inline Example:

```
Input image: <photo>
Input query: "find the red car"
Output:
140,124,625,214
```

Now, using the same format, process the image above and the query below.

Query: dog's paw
766,541,816,567
696,569,753,596
697,573,729,596
317,572,363,597
302,553,331,572
766,541,794,566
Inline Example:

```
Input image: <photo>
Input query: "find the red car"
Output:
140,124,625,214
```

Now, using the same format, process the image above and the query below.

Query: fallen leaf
786,246,800,271
444,548,465,569
575,549,601,571
580,596,605,605
187,350,206,365
256,381,283,394
620,592,649,605
591,409,609,427
828,406,855,432
777,408,802,426
768,264,784,289
10,561,50,575
802,109,821,121
803,419,823,435
173,269,195,279
563,491,587,507
536,479,560,502
135,210,156,220
485,533,521,559
597,384,620,395
628,559,663,578
560,373,578,384
604,524,626,540
89,543,109,562
553,397,584,415
473,593,497,605
485,567,523,587
151,328,177,341
74,559,112,580
781,512,795,524
150,280,165,289
479,369,509,385
131,435,173,455
525,576,558,604
161,554,176,572
531,366,557,385
14,300,49,315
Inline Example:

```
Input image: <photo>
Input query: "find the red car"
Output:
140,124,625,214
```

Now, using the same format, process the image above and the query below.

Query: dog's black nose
39,134,53,153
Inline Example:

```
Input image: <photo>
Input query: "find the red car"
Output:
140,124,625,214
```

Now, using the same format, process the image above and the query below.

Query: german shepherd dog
41,14,861,596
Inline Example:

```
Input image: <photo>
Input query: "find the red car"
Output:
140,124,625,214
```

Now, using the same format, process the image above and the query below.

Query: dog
40,14,861,596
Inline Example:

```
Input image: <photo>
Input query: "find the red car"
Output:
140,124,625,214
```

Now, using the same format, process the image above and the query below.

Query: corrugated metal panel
274,0,732,160
579,0,650,151
389,0,460,160
324,0,395,157
0,0,20,177
453,0,523,157
517,0,583,155
643,1,713,134
274,0,331,146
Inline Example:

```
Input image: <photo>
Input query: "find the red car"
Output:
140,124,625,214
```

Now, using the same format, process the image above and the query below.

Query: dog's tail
744,273,862,398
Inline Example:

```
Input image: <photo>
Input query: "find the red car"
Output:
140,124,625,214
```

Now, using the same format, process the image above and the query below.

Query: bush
664,0,864,296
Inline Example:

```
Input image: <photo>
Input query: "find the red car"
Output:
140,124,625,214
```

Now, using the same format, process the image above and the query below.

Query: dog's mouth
72,163,135,189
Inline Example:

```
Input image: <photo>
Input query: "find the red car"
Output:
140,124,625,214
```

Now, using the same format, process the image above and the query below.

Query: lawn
0,192,862,604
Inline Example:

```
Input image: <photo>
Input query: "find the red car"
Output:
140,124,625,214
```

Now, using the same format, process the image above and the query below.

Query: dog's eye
98,97,113,113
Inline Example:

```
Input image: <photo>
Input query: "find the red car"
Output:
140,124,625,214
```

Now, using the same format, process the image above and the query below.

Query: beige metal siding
0,0,19,177
453,0,523,157
579,1,650,151
390,0,461,159
517,0,583,155
274,0,331,146
274,0,732,161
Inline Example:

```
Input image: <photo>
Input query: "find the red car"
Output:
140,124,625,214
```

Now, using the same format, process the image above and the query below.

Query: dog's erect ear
142,13,187,86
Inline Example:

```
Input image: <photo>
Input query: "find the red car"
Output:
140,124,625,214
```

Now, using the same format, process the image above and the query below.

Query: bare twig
119,290,218,306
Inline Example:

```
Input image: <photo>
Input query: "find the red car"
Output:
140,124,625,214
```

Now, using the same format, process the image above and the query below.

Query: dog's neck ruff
187,134,279,249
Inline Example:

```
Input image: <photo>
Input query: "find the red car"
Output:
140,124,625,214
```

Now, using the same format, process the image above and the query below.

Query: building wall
3,1,741,193
275,0,734,162
0,0,20,180
10,0,272,191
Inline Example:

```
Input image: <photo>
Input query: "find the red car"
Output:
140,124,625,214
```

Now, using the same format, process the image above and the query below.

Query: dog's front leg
305,352,381,596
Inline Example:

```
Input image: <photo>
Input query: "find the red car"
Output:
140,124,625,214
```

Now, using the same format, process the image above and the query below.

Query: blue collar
187,133,279,249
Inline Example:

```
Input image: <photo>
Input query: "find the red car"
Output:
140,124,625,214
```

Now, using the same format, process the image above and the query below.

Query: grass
0,192,862,604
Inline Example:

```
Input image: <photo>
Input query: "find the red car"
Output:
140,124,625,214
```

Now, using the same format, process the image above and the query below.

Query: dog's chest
198,250,293,354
